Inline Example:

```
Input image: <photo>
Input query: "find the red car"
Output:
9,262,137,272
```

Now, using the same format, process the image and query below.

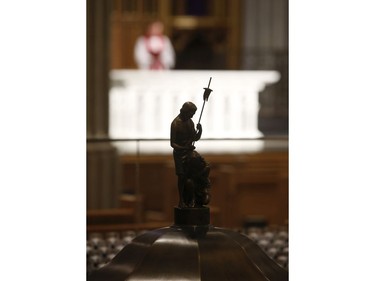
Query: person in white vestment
134,21,175,70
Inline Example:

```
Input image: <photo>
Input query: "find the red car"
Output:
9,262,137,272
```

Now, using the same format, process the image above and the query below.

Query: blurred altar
109,69,283,154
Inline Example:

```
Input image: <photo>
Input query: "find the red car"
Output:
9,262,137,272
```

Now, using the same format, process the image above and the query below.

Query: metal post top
88,224,288,281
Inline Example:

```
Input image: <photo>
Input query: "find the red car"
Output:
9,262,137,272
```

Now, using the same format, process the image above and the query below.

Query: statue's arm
194,123,202,141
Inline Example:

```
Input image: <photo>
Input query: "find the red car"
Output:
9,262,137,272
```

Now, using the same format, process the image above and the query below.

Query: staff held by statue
196,77,213,135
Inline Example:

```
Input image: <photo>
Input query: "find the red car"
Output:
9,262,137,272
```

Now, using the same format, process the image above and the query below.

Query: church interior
87,0,289,276
3,1,375,280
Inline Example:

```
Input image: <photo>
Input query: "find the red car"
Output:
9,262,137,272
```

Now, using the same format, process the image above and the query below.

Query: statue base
174,206,210,226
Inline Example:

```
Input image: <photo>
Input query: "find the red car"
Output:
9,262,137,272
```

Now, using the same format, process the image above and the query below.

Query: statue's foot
188,200,195,208
178,202,188,208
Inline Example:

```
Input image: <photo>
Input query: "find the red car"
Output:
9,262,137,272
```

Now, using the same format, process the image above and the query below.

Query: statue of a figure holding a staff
170,78,213,208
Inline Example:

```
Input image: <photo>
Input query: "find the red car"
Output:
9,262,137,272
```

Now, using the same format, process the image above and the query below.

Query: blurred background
87,0,288,252
87,0,289,272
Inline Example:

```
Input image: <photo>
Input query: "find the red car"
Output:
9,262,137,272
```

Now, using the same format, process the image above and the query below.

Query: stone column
87,0,121,209
241,0,289,134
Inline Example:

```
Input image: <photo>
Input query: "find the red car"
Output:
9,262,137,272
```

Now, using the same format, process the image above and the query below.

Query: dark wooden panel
120,151,288,228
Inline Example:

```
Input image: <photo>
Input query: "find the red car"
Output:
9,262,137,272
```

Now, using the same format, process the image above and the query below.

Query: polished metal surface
88,226,288,281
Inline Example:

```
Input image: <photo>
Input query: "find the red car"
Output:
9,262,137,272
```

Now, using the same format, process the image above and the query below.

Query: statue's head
180,102,197,119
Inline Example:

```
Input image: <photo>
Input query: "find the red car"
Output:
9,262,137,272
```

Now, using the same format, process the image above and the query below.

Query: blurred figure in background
134,21,175,70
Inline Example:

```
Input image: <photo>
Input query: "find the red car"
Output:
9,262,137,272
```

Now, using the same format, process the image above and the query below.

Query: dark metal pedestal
88,207,288,281
174,206,210,226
